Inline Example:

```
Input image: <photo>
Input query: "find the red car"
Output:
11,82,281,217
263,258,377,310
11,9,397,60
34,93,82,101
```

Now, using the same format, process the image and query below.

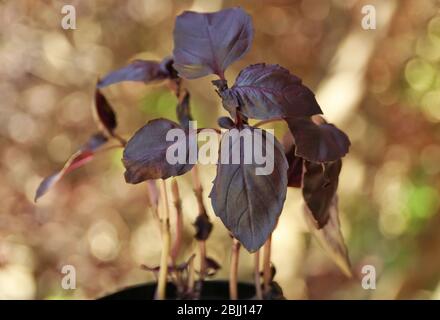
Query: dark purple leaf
220,63,323,120
123,119,194,183
176,91,193,130
287,148,303,188
173,7,253,79
193,213,213,241
302,159,342,228
97,58,172,88
95,89,117,135
287,117,350,163
35,133,108,202
209,126,288,252
304,196,352,277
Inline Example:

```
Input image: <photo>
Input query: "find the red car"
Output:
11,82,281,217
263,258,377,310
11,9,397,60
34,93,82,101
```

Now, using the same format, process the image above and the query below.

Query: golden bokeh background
1,0,440,299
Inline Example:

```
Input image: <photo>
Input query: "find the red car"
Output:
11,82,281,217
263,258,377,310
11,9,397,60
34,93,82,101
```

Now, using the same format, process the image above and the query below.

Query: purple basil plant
35,7,351,300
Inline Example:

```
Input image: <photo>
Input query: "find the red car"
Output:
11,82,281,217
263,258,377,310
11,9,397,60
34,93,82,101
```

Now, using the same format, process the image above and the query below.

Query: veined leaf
123,118,194,183
209,126,288,252
173,7,253,79
287,117,350,163
220,63,322,120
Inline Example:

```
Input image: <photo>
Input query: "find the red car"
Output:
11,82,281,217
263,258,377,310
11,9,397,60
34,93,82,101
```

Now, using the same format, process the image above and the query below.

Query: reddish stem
254,250,263,300
170,179,183,266
230,238,241,300
263,235,272,297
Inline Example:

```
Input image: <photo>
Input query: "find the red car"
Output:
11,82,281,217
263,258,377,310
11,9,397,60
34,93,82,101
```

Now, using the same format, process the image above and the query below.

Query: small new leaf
95,89,117,135
209,126,288,252
173,7,253,79
35,133,108,202
97,58,173,88
123,119,194,183
193,213,213,241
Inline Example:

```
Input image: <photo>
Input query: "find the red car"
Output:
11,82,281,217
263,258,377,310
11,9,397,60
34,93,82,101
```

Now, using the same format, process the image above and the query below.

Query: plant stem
187,254,195,294
263,234,272,297
191,167,205,216
146,181,161,232
169,78,183,98
230,238,241,300
199,240,207,281
112,132,127,146
254,250,263,300
156,179,171,300
170,179,183,266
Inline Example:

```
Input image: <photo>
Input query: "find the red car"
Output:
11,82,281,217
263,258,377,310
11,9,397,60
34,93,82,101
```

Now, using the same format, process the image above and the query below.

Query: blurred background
1,0,440,299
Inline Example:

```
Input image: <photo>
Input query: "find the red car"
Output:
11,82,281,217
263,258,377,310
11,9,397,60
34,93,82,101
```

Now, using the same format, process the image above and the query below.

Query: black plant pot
98,280,256,300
